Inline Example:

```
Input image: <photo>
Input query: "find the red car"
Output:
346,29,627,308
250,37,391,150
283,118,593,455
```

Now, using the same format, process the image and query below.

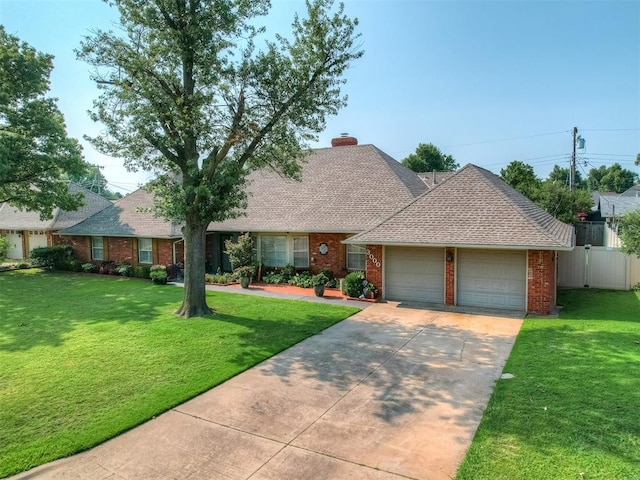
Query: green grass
0,269,359,478
456,289,640,480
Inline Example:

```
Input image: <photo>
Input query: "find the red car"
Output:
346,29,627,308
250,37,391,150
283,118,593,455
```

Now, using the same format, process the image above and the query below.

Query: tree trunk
176,221,213,318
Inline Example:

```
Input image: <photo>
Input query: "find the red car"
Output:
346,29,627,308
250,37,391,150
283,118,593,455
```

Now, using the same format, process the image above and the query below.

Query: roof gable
208,144,428,233
598,194,640,217
346,164,574,250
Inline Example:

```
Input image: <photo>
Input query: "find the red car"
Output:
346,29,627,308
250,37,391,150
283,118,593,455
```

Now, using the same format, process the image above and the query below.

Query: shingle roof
598,194,640,218
620,185,640,198
208,144,428,233
60,188,182,238
417,171,455,189
0,183,112,230
345,164,574,250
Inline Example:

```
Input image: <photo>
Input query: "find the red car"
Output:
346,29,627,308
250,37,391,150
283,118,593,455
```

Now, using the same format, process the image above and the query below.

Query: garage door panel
6,232,23,259
385,247,444,303
458,250,526,310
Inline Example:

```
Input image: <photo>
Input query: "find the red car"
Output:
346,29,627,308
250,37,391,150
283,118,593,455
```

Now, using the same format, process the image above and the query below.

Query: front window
138,238,152,264
293,236,309,268
261,235,287,267
347,244,366,270
91,237,104,261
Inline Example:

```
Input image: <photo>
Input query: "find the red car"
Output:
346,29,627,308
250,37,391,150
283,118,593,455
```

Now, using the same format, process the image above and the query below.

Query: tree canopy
500,160,593,224
547,164,586,189
0,26,86,218
401,143,459,173
586,163,638,193
79,0,363,317
68,161,122,200
618,207,640,257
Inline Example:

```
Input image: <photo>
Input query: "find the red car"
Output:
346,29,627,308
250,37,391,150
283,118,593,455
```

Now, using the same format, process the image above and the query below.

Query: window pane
139,238,152,264
293,236,309,268
91,237,104,261
261,236,287,267
347,244,366,270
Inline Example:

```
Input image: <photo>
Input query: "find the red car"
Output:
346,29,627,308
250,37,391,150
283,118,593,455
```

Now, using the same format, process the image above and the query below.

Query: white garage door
385,247,444,303
28,230,48,255
457,249,526,310
5,231,23,259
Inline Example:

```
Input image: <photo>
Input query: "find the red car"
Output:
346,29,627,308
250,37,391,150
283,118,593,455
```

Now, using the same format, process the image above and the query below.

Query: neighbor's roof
208,144,428,233
60,188,182,238
620,185,640,198
598,194,640,218
345,164,574,250
0,183,112,230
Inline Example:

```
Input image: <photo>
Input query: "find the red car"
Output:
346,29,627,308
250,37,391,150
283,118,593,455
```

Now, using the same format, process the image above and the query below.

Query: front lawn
456,289,640,480
0,270,359,478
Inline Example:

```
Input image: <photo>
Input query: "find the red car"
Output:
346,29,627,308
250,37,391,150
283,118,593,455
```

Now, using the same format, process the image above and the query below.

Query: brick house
0,183,112,260
344,164,574,315
56,189,184,267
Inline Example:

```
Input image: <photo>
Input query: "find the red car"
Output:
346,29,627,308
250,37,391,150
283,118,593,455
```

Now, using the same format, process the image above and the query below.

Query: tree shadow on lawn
217,308,519,446
0,271,183,352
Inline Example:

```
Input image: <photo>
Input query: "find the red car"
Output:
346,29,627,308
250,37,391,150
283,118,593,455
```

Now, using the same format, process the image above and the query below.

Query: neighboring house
596,193,640,247
344,164,573,315
206,135,428,277
620,185,640,198
0,183,111,260
56,189,184,267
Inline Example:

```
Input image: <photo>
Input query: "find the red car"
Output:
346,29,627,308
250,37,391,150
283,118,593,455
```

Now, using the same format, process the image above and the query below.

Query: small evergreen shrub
263,271,285,284
0,236,8,258
149,265,168,284
82,263,98,273
289,271,313,288
344,271,366,297
320,268,338,288
116,262,132,277
30,245,74,270
132,265,151,279
16,261,31,269
281,264,296,282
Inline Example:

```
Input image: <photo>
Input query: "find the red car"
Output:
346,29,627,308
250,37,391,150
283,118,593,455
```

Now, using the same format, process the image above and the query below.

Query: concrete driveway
13,302,522,480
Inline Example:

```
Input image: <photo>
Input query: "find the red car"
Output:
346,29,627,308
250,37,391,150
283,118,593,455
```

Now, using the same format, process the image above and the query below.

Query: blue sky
2,0,639,193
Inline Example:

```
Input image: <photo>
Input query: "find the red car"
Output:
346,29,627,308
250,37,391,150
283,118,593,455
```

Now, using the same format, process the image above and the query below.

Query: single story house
54,135,574,314
56,188,184,267
595,193,640,247
343,164,573,314
0,183,112,260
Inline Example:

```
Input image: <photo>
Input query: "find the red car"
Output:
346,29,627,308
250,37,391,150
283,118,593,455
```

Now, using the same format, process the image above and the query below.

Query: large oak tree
78,0,362,317
0,26,85,218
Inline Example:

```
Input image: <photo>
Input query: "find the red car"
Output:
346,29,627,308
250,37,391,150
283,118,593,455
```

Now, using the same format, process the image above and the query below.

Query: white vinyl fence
558,246,640,290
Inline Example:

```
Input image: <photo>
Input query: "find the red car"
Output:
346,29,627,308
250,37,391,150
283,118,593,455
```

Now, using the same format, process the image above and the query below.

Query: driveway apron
13,302,523,480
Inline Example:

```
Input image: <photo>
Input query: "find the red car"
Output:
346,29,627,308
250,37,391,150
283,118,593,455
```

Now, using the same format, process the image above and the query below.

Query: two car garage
384,246,527,311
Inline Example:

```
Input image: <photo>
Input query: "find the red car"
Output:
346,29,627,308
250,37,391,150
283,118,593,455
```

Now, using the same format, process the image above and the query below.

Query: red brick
527,250,556,315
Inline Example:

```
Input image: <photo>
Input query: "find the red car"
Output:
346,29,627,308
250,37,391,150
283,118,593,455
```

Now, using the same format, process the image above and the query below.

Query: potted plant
362,281,378,299
311,272,330,297
235,265,255,288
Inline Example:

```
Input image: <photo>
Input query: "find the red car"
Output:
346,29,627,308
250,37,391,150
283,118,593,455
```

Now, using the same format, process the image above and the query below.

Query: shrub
263,271,285,284
132,265,151,279
289,271,313,288
82,263,98,273
116,262,132,277
311,272,330,286
0,236,8,258
320,268,338,288
99,261,117,275
206,272,234,284
166,263,183,280
281,264,296,282
224,233,253,269
149,265,168,284
344,271,366,298
29,245,73,270
16,261,31,269
66,259,83,272
632,283,640,292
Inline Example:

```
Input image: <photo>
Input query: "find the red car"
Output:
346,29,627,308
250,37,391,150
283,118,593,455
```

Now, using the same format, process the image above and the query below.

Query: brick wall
156,239,183,265
54,235,91,262
309,233,349,276
365,245,383,297
445,247,455,305
527,250,556,315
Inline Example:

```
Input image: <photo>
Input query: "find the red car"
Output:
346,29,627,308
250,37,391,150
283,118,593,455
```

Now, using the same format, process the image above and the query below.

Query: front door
220,234,233,272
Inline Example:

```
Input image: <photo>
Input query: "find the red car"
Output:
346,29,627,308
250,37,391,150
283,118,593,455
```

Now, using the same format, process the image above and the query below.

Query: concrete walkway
13,302,523,480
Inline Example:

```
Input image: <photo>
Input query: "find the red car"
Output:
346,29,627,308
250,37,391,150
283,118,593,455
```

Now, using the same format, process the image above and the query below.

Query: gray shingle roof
208,144,428,233
620,185,640,198
0,183,112,230
417,171,455,189
345,164,574,250
60,188,182,238
598,194,640,218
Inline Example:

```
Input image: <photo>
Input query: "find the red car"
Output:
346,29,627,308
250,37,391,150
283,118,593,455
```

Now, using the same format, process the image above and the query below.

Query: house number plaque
366,249,381,268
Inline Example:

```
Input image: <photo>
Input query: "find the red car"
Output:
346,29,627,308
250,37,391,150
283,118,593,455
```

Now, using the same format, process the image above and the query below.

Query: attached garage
457,249,526,310
385,247,444,303
28,230,48,254
5,230,23,259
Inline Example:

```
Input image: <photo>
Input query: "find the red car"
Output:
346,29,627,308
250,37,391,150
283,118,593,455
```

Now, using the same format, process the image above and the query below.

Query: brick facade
309,233,349,276
445,247,456,305
527,249,556,315
54,235,182,267
365,244,383,297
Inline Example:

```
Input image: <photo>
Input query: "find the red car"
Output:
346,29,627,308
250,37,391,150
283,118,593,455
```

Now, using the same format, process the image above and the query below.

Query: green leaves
618,207,640,257
401,143,459,173
0,26,85,218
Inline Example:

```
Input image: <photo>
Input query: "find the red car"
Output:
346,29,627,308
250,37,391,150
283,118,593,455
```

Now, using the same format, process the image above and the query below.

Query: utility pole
570,127,577,191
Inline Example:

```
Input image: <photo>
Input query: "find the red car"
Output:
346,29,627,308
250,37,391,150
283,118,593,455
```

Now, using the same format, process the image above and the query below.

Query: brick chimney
331,133,358,147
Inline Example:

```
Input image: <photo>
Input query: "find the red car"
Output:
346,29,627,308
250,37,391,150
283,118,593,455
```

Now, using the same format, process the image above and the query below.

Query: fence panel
558,247,637,290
